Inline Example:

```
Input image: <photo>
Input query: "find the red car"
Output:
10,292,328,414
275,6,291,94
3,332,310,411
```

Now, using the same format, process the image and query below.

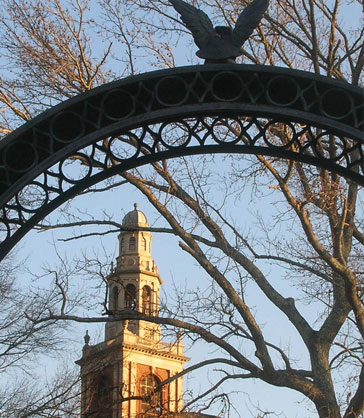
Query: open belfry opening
76,204,189,417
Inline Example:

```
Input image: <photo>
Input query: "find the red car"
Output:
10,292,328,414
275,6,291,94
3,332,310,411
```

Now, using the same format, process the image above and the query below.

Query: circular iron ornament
4,141,39,173
59,154,93,184
102,89,136,120
0,64,363,260
320,88,354,120
159,120,192,148
263,121,296,148
156,76,189,106
210,118,244,144
15,182,48,213
266,76,300,107
51,111,85,143
211,72,243,101
107,133,141,161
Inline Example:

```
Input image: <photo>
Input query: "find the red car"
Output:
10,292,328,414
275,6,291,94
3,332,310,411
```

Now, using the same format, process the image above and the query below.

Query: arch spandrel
0,64,363,260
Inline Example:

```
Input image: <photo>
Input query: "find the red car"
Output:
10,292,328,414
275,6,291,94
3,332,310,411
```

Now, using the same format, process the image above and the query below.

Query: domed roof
122,203,149,227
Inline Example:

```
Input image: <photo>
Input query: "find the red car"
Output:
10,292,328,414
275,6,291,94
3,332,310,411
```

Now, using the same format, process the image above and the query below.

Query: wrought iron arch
0,64,363,260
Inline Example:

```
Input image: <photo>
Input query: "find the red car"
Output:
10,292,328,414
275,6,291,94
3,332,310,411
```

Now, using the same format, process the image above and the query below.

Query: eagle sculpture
169,0,269,63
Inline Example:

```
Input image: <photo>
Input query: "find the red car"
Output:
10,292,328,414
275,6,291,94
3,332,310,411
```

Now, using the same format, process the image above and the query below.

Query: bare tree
0,0,363,417
0,252,84,417
33,147,364,416
0,0,113,136
0,365,80,417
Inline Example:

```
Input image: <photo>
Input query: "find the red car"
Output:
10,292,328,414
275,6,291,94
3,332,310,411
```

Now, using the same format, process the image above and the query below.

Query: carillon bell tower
105,203,162,342
77,204,189,417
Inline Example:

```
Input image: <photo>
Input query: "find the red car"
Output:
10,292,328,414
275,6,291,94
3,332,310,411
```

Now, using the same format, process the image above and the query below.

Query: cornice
121,342,190,362
109,268,161,280
76,338,190,365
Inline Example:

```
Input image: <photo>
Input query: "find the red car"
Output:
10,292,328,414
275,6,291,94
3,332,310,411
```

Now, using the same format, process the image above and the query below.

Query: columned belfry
77,205,189,417
106,203,161,342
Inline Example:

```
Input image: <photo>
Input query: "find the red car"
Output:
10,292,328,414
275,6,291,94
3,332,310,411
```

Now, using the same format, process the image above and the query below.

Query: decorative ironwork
0,64,363,259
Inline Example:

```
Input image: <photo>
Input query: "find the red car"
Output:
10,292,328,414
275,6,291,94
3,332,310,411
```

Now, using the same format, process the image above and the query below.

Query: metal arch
0,63,363,260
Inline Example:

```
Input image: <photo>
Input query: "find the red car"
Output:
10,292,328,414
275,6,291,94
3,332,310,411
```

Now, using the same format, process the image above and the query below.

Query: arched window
142,285,152,315
120,237,124,252
91,375,112,415
97,375,110,400
140,374,162,416
112,286,119,310
142,236,147,251
129,236,136,250
125,284,136,310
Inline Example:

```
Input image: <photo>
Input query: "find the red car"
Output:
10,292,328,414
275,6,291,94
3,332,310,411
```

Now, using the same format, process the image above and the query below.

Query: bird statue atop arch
168,0,269,63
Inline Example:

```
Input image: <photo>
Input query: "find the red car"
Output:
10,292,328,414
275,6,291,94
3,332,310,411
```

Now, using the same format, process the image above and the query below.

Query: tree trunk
310,336,341,418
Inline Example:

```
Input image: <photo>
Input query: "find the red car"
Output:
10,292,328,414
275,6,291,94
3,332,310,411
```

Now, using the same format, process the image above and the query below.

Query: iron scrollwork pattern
0,64,363,259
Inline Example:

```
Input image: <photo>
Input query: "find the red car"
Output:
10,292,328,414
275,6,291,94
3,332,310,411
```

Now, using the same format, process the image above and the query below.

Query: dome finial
122,204,148,227
84,330,90,346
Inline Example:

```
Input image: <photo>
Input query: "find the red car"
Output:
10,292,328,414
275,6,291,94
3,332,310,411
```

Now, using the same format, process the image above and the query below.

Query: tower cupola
116,203,154,263
122,203,148,228
106,204,161,341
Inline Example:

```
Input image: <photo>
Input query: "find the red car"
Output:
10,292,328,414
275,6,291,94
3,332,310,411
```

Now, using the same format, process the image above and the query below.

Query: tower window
120,237,124,252
142,236,147,251
142,285,152,316
129,236,136,250
97,375,110,401
112,286,119,310
90,375,112,416
140,374,162,416
125,284,136,310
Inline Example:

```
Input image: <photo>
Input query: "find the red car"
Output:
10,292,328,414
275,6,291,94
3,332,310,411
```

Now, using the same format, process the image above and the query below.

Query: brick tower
77,204,189,417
